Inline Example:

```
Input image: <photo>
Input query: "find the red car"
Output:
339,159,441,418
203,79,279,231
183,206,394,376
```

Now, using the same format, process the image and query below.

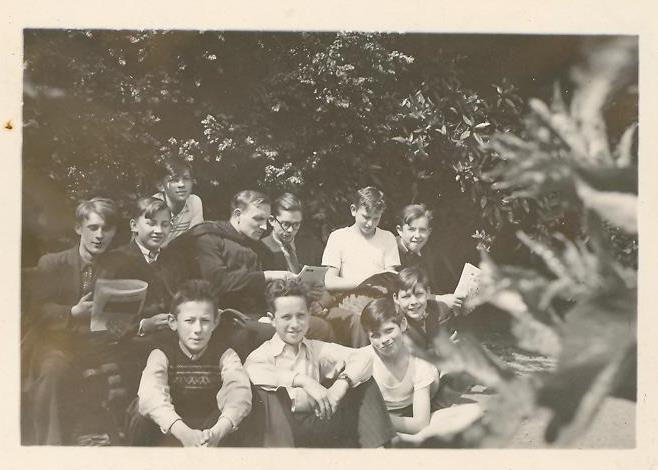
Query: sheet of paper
453,263,482,314
90,278,148,332
296,265,329,287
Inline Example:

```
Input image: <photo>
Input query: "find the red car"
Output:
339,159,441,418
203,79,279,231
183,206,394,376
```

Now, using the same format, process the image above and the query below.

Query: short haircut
272,192,303,217
230,190,271,212
397,266,432,293
157,159,193,182
353,186,386,212
75,197,118,228
360,296,404,333
169,279,217,317
265,278,309,312
131,196,171,220
398,203,433,227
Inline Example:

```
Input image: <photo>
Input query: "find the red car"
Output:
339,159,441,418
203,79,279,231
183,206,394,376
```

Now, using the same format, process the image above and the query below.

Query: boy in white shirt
322,186,400,291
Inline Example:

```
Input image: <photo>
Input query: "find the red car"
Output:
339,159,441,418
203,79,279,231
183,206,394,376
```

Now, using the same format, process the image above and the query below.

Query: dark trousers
254,378,395,448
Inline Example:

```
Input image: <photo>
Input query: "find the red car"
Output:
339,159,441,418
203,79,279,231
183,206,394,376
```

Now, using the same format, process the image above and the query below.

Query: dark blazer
98,240,189,319
33,246,90,334
260,232,324,272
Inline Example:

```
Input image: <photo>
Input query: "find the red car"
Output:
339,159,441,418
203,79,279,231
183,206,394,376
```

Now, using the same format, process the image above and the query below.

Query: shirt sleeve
316,341,373,386
321,230,342,270
189,194,204,228
244,342,297,389
413,358,440,391
137,349,181,434
216,348,252,429
383,231,401,270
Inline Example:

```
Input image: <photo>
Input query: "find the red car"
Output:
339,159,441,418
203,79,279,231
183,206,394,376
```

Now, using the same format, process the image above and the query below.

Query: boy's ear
167,313,177,331
129,218,137,233
400,317,408,332
232,207,242,220
74,223,82,236
350,204,357,217
395,224,403,237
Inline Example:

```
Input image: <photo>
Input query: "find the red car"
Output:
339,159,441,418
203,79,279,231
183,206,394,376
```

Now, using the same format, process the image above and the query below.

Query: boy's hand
327,379,349,414
204,416,233,447
171,421,208,447
141,313,171,334
71,292,94,318
437,294,464,311
298,376,333,420
264,270,295,282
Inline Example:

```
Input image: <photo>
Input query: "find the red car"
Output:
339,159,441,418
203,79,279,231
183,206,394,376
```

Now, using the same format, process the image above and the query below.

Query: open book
90,279,148,332
453,263,482,314
295,265,329,287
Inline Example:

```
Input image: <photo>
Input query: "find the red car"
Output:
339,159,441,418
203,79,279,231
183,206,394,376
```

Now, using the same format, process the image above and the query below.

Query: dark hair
397,266,432,293
398,203,433,227
360,296,404,333
157,159,193,183
75,197,118,227
265,278,309,312
230,190,271,212
131,196,171,220
352,186,385,212
170,279,217,317
272,192,303,217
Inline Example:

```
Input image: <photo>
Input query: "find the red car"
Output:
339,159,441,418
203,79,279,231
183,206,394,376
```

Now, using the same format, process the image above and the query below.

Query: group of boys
23,160,453,447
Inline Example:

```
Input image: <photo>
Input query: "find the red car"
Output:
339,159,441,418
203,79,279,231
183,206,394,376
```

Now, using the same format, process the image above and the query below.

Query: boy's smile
131,208,172,251
397,216,431,254
76,211,117,258
394,285,429,321
368,319,407,358
272,295,310,347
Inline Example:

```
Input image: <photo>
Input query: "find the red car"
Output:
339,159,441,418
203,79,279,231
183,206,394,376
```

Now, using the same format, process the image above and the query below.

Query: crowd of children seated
21,159,476,447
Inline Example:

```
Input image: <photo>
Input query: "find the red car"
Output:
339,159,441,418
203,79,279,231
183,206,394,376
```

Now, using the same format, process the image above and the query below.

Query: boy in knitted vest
131,280,252,446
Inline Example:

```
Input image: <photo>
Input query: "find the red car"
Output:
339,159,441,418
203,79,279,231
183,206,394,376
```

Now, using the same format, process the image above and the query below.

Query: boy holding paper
26,197,118,444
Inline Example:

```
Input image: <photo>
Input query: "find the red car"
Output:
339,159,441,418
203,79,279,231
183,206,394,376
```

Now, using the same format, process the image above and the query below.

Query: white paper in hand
453,263,482,314
90,278,148,331
296,265,329,287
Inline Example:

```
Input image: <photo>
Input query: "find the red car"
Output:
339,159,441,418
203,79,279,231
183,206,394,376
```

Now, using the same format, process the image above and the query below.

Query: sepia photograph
19,28,638,449
3,1,656,469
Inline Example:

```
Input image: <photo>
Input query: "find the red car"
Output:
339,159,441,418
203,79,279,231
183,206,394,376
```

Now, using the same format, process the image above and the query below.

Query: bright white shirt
368,346,439,411
321,225,400,285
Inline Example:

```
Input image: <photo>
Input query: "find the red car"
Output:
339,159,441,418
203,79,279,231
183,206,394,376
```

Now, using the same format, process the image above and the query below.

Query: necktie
147,250,158,264
282,242,301,274
80,263,95,295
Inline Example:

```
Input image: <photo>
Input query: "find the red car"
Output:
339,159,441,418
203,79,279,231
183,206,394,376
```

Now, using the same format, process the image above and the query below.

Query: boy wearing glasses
261,193,323,275
153,159,204,246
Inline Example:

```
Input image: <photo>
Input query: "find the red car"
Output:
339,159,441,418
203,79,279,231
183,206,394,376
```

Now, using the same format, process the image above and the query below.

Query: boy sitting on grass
131,280,252,446
361,296,440,437
244,278,394,447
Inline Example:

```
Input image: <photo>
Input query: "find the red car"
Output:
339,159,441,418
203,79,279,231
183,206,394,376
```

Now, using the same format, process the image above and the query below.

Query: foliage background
22,31,636,280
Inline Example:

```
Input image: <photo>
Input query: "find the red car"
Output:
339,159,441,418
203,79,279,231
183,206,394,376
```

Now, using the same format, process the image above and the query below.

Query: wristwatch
336,372,353,388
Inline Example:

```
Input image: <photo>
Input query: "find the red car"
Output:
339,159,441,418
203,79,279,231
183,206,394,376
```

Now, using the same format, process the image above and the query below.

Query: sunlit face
236,203,270,240
130,208,172,251
394,284,429,322
161,169,194,206
76,212,117,258
350,205,383,238
368,319,407,358
397,216,432,254
272,295,310,347
169,300,217,354
270,209,302,245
